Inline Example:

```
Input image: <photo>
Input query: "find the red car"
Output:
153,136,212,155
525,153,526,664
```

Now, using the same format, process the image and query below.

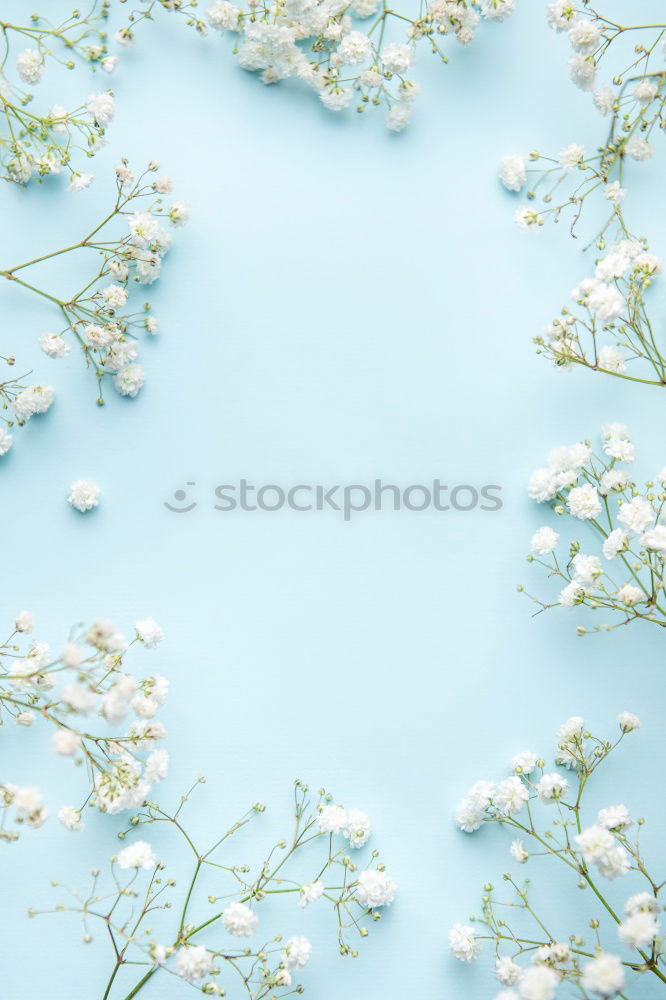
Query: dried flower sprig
0,611,168,841
36,779,396,999
523,425,666,634
450,711,666,998
0,3,119,185
119,0,515,132
498,4,666,245
0,160,188,457
534,237,665,388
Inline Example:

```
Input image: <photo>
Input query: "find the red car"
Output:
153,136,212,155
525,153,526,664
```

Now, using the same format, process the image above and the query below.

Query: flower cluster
450,712,666,999
522,425,666,633
499,5,666,243
0,5,119,186
534,238,666,387
37,779,396,998
122,0,515,132
0,612,168,841
0,161,188,457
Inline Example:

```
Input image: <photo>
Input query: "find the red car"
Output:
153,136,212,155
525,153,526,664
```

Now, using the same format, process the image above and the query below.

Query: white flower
386,102,412,132
117,840,157,870
52,729,81,756
633,79,659,104
12,385,55,420
39,332,70,358
599,470,628,496
60,682,95,713
587,281,625,321
602,529,628,560
571,554,600,588
317,803,348,833
15,611,33,633
207,0,242,31
546,1,577,31
135,616,164,648
568,19,600,53
478,0,515,21
510,839,529,864
69,172,94,192
381,42,412,74
598,345,626,374
618,911,660,949
597,805,631,831
558,142,585,170
495,955,524,985
625,136,653,161
114,363,145,398
174,945,213,982
102,55,118,73
616,583,644,607
17,49,44,84
87,91,115,126
356,869,396,907
530,526,559,554
499,154,526,192
514,207,543,231
320,87,354,111
617,497,653,534
102,284,128,309
567,484,601,520
68,480,100,513
604,180,626,203
593,85,615,116
576,825,629,879
518,965,559,1000
145,748,169,781
454,796,485,832
336,31,372,65
568,54,596,90
581,953,625,997
58,806,84,831
222,901,258,936
494,777,529,816
512,751,538,774
0,428,13,456
617,711,640,733
449,923,480,962
625,891,659,917
282,935,311,969
344,808,371,847
299,880,324,907
536,773,568,804
168,201,190,226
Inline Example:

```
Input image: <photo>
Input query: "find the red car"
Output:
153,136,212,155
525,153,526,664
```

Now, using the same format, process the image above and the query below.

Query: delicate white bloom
282,935,312,969
344,808,371,847
102,55,118,73
12,384,55,421
336,31,372,65
102,284,128,309
546,1,577,31
69,172,94,192
175,945,213,982
617,497,653,534
168,201,190,227
68,480,100,513
87,91,115,126
571,554,600,588
512,751,538,774
618,911,660,949
455,796,486,833
60,682,95,714
145,748,169,781
135,617,164,648
568,19,600,53
597,345,626,374
593,85,615,116
625,136,654,161
0,428,13,456
52,729,82,756
495,955,524,985
602,531,630,562
616,583,644,607
617,711,640,733
15,611,33,633
518,964,559,1000
58,806,84,831
449,923,480,962
114,363,145,398
17,49,44,84
207,0,242,30
386,102,412,132
587,281,625,321
597,805,631,831
531,526,559,554
625,891,660,917
510,839,529,864
222,901,258,936
568,54,596,90
514,207,543,232
567,484,601,520
494,776,529,816
117,840,157,870
356,869,396,907
478,0,514,21
300,880,324,907
599,470,628,496
499,154,526,192
39,332,70,358
576,825,615,863
604,180,626,203
633,79,659,104
558,143,585,171
581,953,625,996
320,87,354,111
381,42,412,74
536,773,568,804
317,803,348,833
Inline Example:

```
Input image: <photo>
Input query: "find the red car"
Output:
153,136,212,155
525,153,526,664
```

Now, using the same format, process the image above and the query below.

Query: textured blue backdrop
1,0,666,996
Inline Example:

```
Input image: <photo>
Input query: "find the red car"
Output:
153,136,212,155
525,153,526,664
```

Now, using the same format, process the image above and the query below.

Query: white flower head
449,922,480,962
117,840,157,870
356,869,396,907
68,480,100,513
222,901,258,936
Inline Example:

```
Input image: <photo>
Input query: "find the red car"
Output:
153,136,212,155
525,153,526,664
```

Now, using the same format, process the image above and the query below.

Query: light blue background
1,1,666,996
